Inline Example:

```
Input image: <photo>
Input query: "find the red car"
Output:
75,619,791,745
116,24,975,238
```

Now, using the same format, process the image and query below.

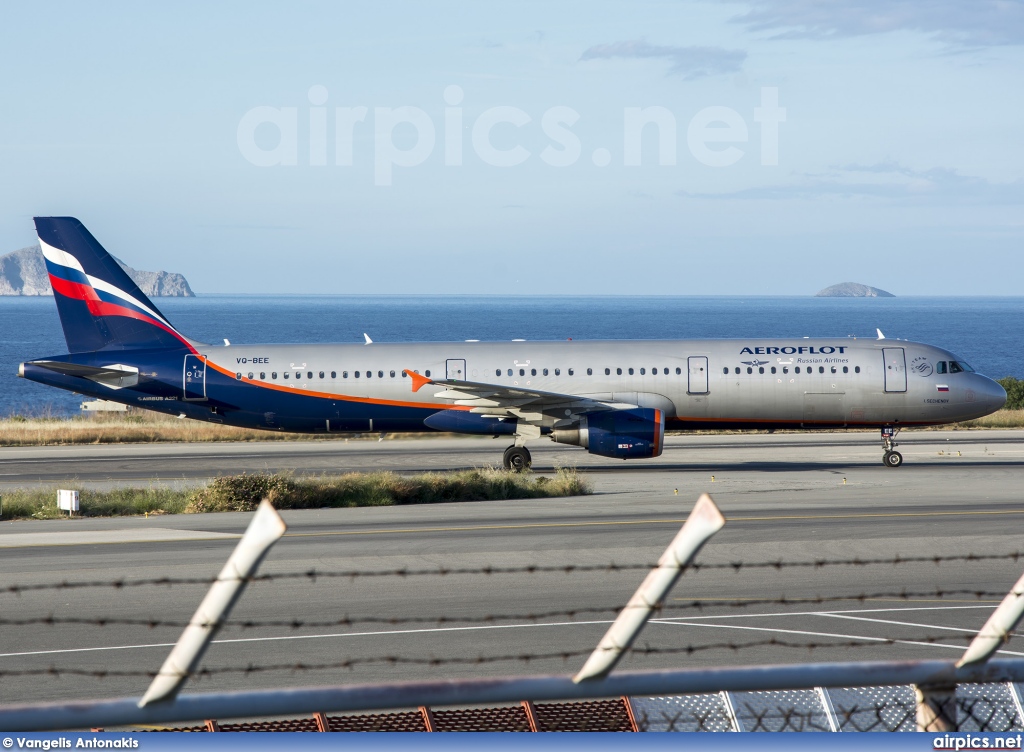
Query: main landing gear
881,426,903,468
503,445,532,472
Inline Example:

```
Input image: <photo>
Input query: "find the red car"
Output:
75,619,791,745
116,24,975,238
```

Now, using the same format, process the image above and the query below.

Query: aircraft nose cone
980,377,1007,413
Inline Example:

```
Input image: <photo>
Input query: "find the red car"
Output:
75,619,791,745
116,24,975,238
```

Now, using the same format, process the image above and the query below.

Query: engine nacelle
552,408,664,460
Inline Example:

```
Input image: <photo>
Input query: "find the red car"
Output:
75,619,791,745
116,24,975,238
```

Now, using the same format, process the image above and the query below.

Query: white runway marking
814,612,980,633
0,604,1004,661
0,528,241,548
0,619,615,659
650,619,1024,657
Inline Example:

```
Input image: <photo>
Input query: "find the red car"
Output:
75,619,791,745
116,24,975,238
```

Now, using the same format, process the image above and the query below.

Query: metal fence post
915,683,958,732
958,567,1024,668
138,500,287,707
573,493,725,683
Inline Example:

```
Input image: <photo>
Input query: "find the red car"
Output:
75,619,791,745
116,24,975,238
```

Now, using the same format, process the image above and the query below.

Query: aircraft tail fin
33,217,194,353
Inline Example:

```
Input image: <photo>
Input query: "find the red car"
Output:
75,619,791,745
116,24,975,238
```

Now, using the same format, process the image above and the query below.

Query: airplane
19,217,1007,471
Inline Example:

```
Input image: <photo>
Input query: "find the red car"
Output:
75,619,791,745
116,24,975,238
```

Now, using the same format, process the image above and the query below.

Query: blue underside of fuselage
22,352,445,433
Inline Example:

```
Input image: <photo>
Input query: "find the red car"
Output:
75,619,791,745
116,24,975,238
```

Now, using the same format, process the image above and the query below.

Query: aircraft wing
403,369,634,428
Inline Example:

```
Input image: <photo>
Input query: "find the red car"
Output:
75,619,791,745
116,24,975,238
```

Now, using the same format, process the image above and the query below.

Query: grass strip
0,469,590,521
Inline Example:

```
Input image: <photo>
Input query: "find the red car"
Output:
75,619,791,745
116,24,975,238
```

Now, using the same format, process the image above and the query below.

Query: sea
1,295,1022,417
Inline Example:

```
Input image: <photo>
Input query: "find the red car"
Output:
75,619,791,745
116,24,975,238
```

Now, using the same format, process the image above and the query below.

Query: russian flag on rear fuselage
34,217,194,354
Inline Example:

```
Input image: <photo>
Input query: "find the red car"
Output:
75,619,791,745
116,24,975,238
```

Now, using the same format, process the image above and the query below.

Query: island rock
815,282,894,298
0,244,194,297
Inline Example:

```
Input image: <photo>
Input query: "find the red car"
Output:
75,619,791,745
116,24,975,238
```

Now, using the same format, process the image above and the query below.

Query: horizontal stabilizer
25,360,139,389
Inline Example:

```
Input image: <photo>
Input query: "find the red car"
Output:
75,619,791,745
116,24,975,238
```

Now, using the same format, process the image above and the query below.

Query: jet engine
551,408,664,459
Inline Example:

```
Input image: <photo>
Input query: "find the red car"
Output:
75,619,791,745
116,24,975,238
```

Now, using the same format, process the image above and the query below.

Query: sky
0,0,1022,295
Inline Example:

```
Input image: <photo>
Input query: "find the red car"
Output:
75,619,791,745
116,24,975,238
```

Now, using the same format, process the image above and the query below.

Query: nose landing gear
502,445,532,472
881,426,903,468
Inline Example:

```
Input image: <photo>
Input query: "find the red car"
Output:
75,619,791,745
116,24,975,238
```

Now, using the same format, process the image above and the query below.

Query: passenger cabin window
425,370,431,377
508,369,513,376
675,367,681,374
235,372,242,380
355,371,360,378
629,368,634,375
496,368,501,376
543,368,548,376
390,370,395,377
272,372,278,379
746,367,752,374
795,367,800,374
819,366,824,374
723,367,729,374
308,371,313,379
640,368,646,375
937,362,947,374
531,368,537,376
260,372,265,379
568,368,574,375
519,369,525,376
284,372,290,379
759,367,764,374
842,366,848,373
782,367,789,374
616,368,622,375
855,366,861,373
771,367,776,374
319,371,324,379
247,372,253,379
378,371,383,378
948,361,963,373
554,368,560,375
331,371,337,378
587,368,593,375
604,368,610,375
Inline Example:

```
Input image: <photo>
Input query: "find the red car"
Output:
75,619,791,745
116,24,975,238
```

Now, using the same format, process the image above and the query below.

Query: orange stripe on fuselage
204,359,471,411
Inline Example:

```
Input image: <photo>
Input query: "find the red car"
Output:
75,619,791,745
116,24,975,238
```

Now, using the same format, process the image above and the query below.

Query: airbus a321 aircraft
19,217,1006,470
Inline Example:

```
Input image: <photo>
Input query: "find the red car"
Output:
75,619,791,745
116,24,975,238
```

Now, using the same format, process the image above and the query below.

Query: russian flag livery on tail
35,217,194,353
19,217,1006,470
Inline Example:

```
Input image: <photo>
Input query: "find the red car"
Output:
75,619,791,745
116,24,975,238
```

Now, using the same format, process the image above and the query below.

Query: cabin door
446,359,467,381
882,347,907,393
183,354,207,400
687,356,709,394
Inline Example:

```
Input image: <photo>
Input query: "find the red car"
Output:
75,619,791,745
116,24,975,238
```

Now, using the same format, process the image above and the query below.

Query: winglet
404,369,432,392
364,333,373,345
876,328,886,340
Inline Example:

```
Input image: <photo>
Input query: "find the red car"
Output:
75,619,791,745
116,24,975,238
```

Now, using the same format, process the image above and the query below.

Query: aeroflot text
934,734,1022,749
740,346,848,355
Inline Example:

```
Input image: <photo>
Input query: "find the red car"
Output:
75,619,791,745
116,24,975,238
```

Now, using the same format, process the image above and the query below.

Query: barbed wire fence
3,498,1024,732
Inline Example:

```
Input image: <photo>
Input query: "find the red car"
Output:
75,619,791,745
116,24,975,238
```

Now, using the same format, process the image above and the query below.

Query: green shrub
998,377,1024,411
185,473,296,513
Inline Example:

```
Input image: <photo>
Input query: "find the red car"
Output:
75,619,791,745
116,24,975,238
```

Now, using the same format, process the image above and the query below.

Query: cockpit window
936,361,947,374
958,361,975,372
948,361,963,374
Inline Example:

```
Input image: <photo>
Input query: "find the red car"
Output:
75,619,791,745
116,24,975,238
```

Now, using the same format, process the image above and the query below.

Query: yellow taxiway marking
283,507,1024,539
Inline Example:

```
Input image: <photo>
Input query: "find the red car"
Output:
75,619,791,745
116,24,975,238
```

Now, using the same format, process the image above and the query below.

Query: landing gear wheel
503,445,532,472
883,450,903,468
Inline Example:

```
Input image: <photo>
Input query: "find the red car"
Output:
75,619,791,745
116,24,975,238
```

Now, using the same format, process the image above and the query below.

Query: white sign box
57,489,80,513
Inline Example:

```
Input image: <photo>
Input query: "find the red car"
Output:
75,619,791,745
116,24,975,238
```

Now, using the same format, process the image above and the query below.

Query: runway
2,430,1024,711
